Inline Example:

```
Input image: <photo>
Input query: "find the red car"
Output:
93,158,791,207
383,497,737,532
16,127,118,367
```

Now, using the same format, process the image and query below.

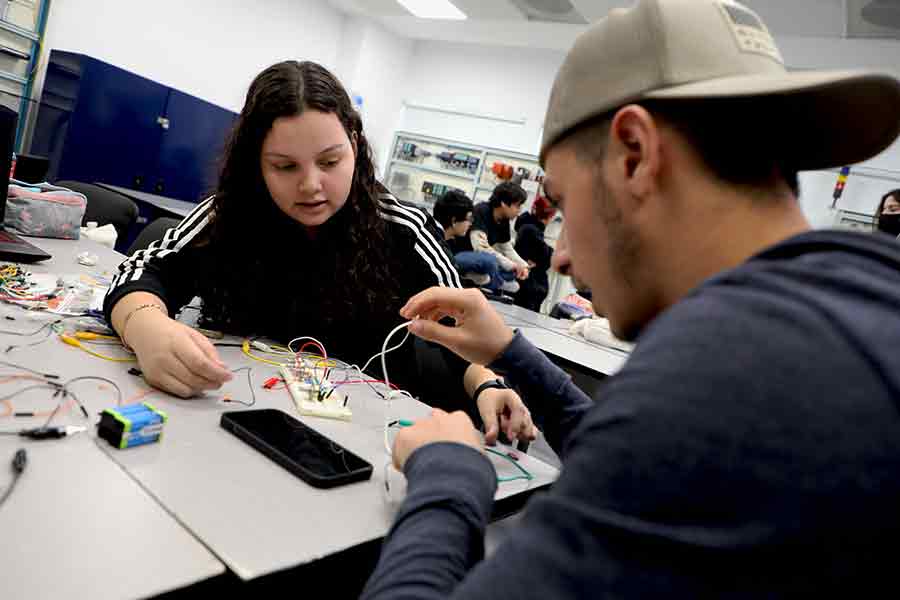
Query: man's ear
608,104,662,200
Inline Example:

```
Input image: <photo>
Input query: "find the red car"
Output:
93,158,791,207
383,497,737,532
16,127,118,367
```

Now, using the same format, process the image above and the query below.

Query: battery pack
97,402,167,449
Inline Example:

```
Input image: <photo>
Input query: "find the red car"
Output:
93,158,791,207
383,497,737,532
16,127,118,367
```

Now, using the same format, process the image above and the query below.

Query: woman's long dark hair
200,61,396,336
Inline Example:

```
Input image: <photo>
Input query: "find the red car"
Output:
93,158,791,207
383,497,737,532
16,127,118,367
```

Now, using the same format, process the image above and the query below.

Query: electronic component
17,425,85,439
97,402,167,449
279,365,352,421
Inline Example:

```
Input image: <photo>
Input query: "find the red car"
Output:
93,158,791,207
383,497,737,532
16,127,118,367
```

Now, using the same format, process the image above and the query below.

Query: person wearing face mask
875,189,900,237
103,61,536,443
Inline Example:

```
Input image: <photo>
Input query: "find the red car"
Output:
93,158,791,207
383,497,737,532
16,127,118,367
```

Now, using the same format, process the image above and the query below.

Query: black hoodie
364,230,900,599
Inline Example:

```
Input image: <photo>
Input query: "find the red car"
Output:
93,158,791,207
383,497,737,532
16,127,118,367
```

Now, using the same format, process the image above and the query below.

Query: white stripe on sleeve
376,194,462,288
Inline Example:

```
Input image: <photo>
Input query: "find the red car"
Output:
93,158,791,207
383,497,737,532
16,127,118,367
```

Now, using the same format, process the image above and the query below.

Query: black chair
56,181,139,251
14,154,50,183
127,217,182,255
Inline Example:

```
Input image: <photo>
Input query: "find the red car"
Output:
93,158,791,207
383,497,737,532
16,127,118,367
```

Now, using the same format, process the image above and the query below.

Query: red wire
0,294,52,302
298,341,326,356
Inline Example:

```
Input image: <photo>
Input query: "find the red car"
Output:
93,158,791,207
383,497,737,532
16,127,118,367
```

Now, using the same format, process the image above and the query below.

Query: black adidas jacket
104,191,471,406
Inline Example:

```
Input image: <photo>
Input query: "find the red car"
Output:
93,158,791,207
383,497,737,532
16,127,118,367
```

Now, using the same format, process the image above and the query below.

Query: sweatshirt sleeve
376,191,463,289
491,331,594,457
103,197,215,321
470,229,516,271
494,240,527,270
361,442,497,600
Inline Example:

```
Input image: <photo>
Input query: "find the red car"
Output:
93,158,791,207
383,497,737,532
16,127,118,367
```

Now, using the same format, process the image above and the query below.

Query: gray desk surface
0,237,224,600
490,302,628,376
2,237,558,588
95,183,197,218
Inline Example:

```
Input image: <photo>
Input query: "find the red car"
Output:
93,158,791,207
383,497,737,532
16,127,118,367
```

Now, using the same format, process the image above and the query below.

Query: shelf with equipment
0,0,51,151
385,131,545,212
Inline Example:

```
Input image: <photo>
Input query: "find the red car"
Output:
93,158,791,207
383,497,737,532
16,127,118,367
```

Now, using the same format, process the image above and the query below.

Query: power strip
279,365,352,421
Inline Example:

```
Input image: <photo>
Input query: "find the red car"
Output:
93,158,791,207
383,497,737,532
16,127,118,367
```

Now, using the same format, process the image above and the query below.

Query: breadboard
279,365,352,421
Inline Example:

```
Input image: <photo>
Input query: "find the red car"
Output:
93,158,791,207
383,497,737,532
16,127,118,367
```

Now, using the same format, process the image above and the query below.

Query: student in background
875,189,900,237
513,194,557,311
104,60,535,441
433,189,516,298
468,182,530,294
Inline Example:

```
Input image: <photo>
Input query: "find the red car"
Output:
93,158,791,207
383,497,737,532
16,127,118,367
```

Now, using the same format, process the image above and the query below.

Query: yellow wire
60,335,136,363
73,331,120,341
242,339,288,367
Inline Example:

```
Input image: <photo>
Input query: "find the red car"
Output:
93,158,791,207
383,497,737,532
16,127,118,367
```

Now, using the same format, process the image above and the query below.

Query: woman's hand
128,310,233,398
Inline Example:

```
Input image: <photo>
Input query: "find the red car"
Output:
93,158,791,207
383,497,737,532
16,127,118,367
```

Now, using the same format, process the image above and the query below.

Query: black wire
0,314,85,338
0,383,61,404
0,319,57,337
5,324,56,353
0,471,21,508
0,449,26,510
40,390,65,429
62,376,123,406
225,367,256,407
0,359,59,380
213,343,245,348
51,388,88,424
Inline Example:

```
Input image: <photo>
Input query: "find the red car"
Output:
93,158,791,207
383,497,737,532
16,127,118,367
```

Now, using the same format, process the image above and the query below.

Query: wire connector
12,448,26,473
251,340,273,353
18,425,86,439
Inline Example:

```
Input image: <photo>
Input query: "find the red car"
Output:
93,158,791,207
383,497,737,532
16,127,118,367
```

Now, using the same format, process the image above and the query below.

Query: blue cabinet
31,50,236,203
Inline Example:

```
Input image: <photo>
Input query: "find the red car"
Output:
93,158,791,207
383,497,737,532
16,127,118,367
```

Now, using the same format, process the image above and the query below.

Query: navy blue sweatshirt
362,230,900,599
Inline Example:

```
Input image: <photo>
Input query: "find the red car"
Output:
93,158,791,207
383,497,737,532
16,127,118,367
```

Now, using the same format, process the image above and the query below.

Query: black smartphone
220,409,373,488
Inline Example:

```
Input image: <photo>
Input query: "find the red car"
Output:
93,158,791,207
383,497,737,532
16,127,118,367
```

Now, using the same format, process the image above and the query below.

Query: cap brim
644,70,900,170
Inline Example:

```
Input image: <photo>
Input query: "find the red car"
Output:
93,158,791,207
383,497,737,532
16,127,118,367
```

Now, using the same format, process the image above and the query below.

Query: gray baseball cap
541,0,900,169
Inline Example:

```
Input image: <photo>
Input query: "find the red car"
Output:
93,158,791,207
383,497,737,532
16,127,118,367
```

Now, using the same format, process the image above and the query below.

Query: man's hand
392,409,482,470
476,387,538,446
515,264,530,280
400,288,515,365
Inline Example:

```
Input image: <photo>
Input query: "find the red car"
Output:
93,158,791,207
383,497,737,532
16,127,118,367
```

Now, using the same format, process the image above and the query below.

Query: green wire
486,447,534,483
389,421,534,483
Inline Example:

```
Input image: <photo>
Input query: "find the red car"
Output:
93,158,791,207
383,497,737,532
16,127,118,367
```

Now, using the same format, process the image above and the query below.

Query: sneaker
464,272,491,286
501,280,520,294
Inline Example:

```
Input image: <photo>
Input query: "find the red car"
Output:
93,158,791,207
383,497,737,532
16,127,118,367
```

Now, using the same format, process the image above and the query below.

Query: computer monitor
14,153,50,183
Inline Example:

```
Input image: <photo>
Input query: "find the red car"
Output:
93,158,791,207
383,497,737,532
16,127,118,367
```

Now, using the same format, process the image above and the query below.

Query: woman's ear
351,131,359,158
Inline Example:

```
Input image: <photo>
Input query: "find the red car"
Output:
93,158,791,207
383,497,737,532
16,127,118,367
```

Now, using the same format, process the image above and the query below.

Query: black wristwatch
472,378,509,404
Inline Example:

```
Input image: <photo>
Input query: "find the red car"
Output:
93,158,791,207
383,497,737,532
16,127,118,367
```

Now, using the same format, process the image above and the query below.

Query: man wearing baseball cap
363,1,900,597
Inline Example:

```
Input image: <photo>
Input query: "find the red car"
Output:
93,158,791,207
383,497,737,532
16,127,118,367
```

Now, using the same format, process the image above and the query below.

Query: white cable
373,321,416,505
380,321,414,393
360,327,410,377
287,336,328,357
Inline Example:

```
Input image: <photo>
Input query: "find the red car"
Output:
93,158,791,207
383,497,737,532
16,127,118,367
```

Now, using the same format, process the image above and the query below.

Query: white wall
781,36,900,226
39,0,346,112
399,34,900,226
337,18,413,176
779,36,900,74
398,41,565,157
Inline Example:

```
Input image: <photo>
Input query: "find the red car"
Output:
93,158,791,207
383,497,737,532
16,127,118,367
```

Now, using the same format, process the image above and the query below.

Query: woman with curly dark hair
103,61,535,439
